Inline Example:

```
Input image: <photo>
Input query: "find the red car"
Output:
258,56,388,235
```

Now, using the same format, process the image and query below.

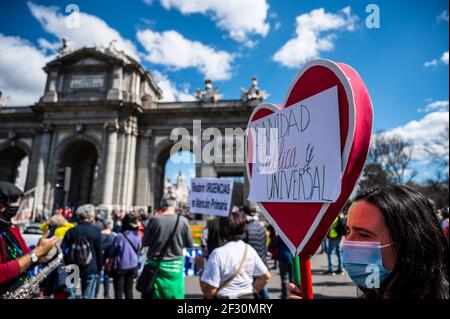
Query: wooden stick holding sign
245,59,373,299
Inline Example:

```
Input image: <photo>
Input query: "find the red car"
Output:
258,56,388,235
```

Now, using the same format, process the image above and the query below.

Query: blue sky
0,0,448,184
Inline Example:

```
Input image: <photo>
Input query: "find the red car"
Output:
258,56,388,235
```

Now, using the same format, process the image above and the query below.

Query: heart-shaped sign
246,59,373,258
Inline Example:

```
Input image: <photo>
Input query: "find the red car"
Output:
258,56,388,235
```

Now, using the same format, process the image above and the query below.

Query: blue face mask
343,240,392,289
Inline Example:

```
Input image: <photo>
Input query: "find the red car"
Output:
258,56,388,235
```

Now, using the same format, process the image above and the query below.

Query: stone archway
0,144,30,190
55,139,99,209
152,136,197,211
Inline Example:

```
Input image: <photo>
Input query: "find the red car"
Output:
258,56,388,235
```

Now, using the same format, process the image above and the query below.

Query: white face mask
343,240,392,289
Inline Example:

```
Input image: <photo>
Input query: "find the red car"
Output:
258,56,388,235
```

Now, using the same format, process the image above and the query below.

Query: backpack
67,234,93,268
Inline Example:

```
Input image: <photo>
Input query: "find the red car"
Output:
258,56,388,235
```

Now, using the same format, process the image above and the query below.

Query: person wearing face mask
288,185,449,299
0,181,58,296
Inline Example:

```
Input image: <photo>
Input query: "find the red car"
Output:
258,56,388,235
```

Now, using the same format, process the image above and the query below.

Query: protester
135,211,146,240
64,207,72,221
109,213,142,299
267,225,278,270
62,204,103,299
138,209,150,229
201,215,224,258
42,204,50,221
318,238,328,255
324,215,345,275
112,210,124,233
441,208,449,238
242,205,269,299
93,211,106,231
96,219,117,299
289,186,449,299
40,215,74,240
38,214,74,299
271,234,292,299
199,210,271,299
0,182,58,296
140,195,193,299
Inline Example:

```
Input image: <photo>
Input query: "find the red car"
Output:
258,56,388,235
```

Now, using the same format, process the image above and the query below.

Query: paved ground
184,251,357,299
93,250,357,299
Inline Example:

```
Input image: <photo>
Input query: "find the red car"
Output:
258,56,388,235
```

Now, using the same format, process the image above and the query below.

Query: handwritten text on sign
248,86,342,203
190,178,234,216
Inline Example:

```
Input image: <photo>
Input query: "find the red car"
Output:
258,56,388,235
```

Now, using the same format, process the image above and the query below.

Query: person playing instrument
0,182,58,297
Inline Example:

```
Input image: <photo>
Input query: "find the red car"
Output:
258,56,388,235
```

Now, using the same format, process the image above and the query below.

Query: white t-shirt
201,240,268,299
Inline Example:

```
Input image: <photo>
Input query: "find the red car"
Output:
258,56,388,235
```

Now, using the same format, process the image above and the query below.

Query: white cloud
188,169,196,179
424,51,449,67
37,38,60,53
0,34,51,106
424,59,438,67
274,21,282,31
442,51,449,64
437,10,449,22
419,100,449,113
137,29,234,81
27,1,139,60
382,111,449,161
155,0,270,44
273,7,358,68
153,71,196,102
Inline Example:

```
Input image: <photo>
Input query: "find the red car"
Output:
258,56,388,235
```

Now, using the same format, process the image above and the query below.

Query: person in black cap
0,181,58,296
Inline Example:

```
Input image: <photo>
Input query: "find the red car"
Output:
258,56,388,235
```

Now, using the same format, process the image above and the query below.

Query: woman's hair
121,212,139,232
219,211,247,242
353,185,449,299
48,215,68,227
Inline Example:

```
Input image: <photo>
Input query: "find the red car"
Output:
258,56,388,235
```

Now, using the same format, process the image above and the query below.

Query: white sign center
248,86,342,203
190,178,234,216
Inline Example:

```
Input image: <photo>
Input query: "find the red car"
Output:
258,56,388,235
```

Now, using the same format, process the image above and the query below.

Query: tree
423,123,449,183
358,134,416,190
381,135,416,184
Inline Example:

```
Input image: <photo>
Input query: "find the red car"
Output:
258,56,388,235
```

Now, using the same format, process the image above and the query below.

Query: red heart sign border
246,59,373,257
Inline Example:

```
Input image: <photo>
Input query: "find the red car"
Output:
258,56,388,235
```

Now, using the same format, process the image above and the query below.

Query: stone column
114,126,126,206
100,120,119,211
133,129,152,211
121,123,132,208
34,124,53,210
126,128,138,208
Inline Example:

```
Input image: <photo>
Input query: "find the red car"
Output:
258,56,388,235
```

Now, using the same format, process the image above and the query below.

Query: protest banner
183,248,204,277
246,59,373,298
189,178,234,217
12,188,36,225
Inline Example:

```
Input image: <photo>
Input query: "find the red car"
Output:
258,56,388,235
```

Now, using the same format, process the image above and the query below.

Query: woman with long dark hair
289,185,449,299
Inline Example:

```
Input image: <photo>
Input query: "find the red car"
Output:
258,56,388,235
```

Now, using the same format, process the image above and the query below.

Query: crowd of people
0,181,449,299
